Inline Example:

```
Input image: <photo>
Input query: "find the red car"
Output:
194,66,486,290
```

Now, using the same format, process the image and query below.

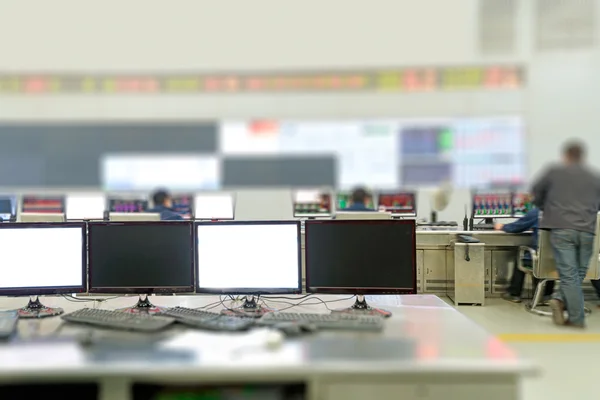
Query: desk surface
0,295,535,382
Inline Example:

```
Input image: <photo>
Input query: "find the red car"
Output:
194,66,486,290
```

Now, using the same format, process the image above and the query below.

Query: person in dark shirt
147,189,184,221
533,141,600,327
495,208,555,302
343,187,375,211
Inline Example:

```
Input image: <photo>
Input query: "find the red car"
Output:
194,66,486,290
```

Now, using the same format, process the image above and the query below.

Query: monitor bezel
194,220,303,295
0,222,87,296
304,219,417,295
21,194,66,214
87,221,196,294
375,190,417,216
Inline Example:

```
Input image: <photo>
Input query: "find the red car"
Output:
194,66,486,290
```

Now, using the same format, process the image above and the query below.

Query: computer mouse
273,322,317,337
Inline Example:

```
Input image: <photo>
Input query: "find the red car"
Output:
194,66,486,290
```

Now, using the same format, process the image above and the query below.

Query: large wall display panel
0,123,218,187
0,66,523,95
101,154,220,191
220,117,526,189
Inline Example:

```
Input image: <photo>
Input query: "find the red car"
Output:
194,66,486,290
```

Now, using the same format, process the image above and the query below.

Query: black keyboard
258,312,384,332
62,308,175,332
156,307,255,332
418,221,458,227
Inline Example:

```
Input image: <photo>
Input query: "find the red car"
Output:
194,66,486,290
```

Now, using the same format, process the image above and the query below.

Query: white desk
0,295,536,400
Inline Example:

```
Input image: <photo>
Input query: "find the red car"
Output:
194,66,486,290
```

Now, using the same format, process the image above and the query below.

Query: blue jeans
550,229,595,325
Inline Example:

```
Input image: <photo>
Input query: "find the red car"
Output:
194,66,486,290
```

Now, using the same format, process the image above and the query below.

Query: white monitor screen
66,194,106,220
0,225,85,294
196,222,301,293
194,194,234,220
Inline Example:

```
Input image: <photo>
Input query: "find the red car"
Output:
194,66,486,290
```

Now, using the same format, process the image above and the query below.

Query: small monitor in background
304,219,417,317
107,198,149,213
171,194,194,219
376,191,416,217
109,213,161,222
512,192,533,217
88,221,195,313
21,195,65,214
0,196,15,221
65,194,106,221
194,194,234,220
196,221,302,317
292,189,332,218
336,191,374,210
471,193,512,218
0,223,86,318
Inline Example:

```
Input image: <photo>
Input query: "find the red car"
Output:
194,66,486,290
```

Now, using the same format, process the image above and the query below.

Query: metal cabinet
423,250,447,294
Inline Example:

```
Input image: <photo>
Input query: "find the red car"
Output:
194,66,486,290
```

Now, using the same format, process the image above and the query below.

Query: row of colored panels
0,66,523,94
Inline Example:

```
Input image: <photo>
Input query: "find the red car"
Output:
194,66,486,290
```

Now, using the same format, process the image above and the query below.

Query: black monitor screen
108,199,148,213
88,222,194,293
305,220,416,294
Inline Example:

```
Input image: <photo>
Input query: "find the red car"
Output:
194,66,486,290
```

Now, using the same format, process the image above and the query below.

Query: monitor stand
118,294,166,315
221,295,275,318
17,295,64,319
331,295,392,318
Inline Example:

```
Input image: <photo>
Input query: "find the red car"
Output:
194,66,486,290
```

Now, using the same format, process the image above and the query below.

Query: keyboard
258,312,384,332
472,223,495,230
156,307,255,332
62,308,176,332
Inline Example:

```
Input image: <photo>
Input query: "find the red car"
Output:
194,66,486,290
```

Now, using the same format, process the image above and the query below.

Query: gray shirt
532,163,600,233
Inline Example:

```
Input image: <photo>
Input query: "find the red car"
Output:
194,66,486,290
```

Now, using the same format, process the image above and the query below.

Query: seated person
147,189,184,221
343,187,375,211
494,207,555,303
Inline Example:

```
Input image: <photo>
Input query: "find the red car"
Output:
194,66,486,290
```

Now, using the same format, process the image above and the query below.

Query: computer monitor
88,221,195,313
292,189,332,218
0,195,16,221
512,192,533,217
21,195,65,214
336,191,375,210
65,193,106,221
0,222,86,318
171,194,194,218
108,198,149,213
304,219,417,317
336,211,392,220
471,192,512,219
109,213,161,222
20,213,65,223
196,221,302,317
376,191,417,217
193,194,235,220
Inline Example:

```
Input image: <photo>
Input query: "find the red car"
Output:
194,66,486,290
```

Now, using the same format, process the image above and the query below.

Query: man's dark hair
152,189,171,206
351,187,370,204
563,140,586,163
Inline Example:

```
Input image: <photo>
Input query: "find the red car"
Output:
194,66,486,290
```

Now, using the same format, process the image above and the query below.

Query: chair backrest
534,212,600,280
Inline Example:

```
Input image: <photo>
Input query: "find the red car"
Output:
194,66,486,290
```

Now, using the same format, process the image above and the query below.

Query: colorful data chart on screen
377,192,416,215
21,196,65,214
336,192,374,210
512,193,533,216
108,199,148,213
293,190,332,217
102,154,220,191
472,193,512,218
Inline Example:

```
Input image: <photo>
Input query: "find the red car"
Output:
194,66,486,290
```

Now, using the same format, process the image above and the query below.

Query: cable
261,295,356,312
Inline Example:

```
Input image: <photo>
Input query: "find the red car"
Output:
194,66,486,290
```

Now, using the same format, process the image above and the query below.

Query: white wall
0,0,599,185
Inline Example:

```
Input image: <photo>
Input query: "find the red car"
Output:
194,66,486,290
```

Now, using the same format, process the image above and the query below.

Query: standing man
532,141,600,328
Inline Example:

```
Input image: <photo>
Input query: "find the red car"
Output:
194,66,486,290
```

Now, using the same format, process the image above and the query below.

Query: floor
455,297,600,400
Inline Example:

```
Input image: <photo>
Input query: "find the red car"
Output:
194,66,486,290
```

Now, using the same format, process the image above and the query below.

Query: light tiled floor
455,297,600,400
